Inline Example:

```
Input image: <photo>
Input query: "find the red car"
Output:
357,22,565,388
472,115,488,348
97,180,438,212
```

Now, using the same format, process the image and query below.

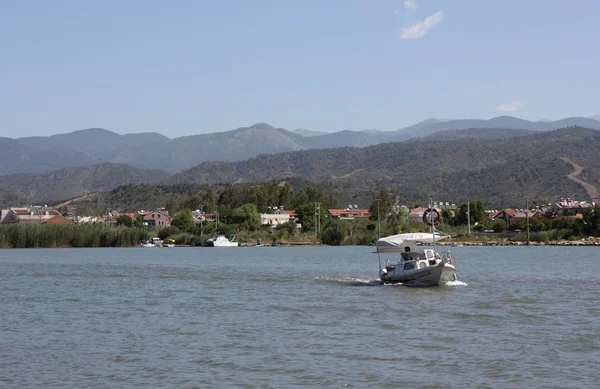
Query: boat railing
441,251,454,265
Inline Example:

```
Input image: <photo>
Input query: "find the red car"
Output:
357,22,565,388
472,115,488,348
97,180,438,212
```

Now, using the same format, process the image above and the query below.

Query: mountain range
2,125,600,210
2,115,600,175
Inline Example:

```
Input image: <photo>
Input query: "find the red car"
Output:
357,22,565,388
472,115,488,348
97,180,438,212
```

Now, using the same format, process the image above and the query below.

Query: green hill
0,163,170,203
2,127,599,211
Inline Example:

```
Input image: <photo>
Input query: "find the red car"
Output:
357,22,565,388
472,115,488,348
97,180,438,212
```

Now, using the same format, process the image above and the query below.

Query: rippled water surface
1,246,599,388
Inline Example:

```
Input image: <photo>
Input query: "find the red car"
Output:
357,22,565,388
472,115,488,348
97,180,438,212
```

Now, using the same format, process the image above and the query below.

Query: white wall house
260,213,291,227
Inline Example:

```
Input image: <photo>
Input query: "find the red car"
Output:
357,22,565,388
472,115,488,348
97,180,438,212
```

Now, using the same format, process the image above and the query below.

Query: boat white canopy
376,233,448,253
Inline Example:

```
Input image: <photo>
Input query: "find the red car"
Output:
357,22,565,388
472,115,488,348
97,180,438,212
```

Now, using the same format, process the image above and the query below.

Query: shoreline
436,239,600,247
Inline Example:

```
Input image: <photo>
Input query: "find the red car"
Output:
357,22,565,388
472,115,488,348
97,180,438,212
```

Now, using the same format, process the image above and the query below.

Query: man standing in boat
401,246,412,261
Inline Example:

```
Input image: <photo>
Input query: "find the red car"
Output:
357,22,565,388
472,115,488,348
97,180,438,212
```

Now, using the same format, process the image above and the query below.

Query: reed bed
0,224,150,248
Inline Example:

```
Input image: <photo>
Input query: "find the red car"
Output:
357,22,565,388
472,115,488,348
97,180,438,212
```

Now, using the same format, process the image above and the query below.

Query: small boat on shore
203,234,238,247
140,237,163,247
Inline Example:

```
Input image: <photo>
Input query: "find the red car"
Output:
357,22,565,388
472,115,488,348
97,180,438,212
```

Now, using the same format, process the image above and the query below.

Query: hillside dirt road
53,193,97,209
560,157,599,201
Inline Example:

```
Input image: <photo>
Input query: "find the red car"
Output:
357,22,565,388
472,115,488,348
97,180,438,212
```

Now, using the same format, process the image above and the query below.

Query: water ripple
0,246,598,388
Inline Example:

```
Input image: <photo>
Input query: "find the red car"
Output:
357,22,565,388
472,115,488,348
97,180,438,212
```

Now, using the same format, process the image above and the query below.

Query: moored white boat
203,234,238,247
140,237,163,247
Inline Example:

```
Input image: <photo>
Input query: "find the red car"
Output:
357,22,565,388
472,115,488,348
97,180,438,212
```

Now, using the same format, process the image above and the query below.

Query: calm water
1,246,598,388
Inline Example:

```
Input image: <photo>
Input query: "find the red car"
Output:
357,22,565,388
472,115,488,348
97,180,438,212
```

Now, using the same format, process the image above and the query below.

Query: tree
321,219,347,245
181,195,203,212
369,188,393,221
410,201,423,209
235,203,260,228
201,188,216,213
278,183,294,209
582,204,600,236
296,202,326,232
116,214,133,227
491,220,504,232
276,221,298,237
441,208,454,225
453,201,489,226
171,209,195,232
133,214,144,228
165,198,180,215
292,191,309,208
158,226,181,240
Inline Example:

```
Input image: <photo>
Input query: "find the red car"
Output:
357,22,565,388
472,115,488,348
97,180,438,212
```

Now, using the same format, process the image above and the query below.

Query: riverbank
437,236,600,246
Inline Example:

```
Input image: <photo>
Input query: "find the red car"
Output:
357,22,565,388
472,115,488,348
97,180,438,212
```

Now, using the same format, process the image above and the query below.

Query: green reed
0,224,150,248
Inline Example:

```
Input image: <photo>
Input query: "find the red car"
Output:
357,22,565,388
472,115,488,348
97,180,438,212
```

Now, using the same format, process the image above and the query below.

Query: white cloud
404,0,417,10
400,11,444,40
495,102,525,112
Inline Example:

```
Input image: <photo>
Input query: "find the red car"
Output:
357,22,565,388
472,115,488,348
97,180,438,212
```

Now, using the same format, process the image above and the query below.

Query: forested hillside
2,127,599,210
165,127,600,207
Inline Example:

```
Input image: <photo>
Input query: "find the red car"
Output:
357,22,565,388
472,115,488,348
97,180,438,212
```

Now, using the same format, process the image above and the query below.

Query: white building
260,213,291,227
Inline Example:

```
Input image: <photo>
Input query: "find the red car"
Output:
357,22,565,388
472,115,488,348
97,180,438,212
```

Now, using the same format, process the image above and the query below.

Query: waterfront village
1,196,599,247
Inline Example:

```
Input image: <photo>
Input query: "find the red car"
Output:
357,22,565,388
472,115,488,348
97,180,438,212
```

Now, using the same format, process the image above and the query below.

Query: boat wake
314,276,383,287
446,280,468,286
315,276,467,288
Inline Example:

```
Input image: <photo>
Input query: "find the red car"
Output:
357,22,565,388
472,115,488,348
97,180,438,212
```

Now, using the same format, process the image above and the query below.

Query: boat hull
380,260,456,286
212,242,238,247
203,240,239,247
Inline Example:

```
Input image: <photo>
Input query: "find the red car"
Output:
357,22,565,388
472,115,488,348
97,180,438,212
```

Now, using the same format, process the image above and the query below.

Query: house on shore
140,210,171,228
260,207,299,227
327,206,371,220
0,206,71,224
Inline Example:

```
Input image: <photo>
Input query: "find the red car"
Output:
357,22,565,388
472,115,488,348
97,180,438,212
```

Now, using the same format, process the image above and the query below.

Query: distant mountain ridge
391,116,600,139
1,116,599,175
0,163,169,203
2,126,600,209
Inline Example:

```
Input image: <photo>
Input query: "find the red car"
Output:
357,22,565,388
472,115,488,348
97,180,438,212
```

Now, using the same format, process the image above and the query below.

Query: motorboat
376,231,457,286
140,237,163,247
163,238,175,247
203,234,239,247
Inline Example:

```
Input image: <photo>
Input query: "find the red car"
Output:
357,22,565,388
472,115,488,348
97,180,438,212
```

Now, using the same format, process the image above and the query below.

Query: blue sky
1,0,599,138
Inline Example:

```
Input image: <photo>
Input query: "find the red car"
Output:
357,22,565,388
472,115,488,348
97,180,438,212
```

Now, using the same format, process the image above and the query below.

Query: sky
1,0,599,138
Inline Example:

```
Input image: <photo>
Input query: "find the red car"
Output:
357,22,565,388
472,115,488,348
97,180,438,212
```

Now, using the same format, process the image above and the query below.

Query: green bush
321,220,347,245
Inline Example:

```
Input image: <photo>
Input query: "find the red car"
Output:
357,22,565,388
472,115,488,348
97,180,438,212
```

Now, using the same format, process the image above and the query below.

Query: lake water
1,246,598,388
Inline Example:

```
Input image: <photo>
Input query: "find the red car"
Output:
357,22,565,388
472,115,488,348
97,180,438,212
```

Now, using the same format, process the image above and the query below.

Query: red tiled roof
500,209,517,218
327,209,371,217
409,207,427,215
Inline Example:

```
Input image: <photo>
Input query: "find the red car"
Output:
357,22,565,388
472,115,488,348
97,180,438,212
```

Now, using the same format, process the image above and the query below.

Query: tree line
3,184,599,248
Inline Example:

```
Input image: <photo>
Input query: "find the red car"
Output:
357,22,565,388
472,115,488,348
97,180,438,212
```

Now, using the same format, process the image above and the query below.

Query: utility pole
318,203,321,235
526,196,530,245
314,203,321,236
377,199,381,239
467,201,471,235
313,204,316,236
199,205,204,236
